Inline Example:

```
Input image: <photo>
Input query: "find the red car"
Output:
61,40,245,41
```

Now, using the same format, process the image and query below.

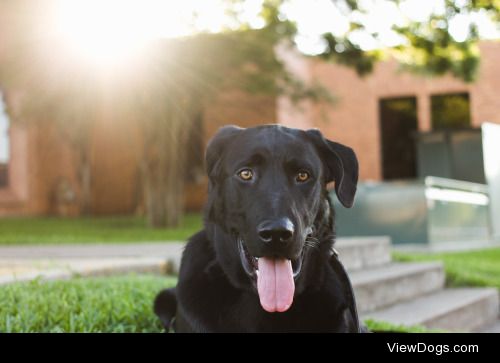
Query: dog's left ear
306,129,359,208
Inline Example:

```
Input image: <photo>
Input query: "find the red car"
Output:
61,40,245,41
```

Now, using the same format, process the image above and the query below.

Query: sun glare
53,0,226,68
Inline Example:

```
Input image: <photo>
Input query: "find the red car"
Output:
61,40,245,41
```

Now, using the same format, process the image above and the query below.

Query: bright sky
0,91,10,164
52,0,499,66
287,0,499,54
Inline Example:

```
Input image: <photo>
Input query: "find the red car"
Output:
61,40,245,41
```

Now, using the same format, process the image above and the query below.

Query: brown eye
238,169,253,181
296,171,310,182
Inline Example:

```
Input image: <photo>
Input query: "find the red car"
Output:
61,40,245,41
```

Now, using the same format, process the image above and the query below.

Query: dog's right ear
205,125,243,183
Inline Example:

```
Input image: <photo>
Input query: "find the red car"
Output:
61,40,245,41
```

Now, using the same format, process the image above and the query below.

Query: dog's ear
306,129,358,208
205,125,243,183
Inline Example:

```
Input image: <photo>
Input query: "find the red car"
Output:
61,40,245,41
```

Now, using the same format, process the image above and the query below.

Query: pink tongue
257,257,295,313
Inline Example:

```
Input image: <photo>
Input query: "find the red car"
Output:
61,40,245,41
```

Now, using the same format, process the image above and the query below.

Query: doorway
379,97,418,180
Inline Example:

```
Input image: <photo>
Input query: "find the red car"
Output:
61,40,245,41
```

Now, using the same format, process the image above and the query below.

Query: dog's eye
296,171,310,182
237,169,254,181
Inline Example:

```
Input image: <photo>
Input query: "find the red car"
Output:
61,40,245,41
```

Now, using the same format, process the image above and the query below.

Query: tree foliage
311,0,498,81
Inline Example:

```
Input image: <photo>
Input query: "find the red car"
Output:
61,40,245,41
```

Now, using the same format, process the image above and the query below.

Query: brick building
1,40,499,216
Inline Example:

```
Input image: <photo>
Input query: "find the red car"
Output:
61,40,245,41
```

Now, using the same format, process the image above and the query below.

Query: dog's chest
221,290,344,333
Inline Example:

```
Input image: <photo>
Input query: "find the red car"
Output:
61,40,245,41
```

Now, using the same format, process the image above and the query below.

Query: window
379,97,418,180
0,90,10,188
431,92,471,130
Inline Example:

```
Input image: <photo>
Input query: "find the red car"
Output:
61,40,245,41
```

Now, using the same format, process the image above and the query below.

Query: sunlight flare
52,0,225,67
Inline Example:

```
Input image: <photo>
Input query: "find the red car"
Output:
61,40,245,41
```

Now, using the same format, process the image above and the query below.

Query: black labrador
154,124,363,332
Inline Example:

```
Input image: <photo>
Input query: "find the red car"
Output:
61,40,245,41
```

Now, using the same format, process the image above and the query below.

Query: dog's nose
257,218,295,244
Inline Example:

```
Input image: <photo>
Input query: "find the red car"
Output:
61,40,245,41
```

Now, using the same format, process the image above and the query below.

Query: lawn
0,274,433,333
0,275,176,333
364,319,442,333
393,247,500,290
0,214,203,245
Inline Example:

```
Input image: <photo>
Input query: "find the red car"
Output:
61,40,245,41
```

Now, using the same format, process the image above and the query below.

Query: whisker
306,237,320,244
304,237,320,250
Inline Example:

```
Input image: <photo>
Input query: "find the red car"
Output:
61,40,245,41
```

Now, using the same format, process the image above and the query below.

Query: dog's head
205,125,358,313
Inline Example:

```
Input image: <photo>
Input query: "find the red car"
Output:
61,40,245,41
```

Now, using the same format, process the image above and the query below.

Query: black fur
154,125,361,332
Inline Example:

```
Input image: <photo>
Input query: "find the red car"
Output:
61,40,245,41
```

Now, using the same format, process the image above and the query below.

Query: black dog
154,124,363,332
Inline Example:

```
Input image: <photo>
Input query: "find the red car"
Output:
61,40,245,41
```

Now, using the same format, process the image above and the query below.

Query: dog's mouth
238,237,303,313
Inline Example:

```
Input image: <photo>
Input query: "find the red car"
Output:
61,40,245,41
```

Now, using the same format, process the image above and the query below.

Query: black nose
257,218,295,244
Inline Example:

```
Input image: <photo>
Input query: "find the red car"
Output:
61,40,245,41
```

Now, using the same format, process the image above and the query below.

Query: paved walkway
0,242,185,284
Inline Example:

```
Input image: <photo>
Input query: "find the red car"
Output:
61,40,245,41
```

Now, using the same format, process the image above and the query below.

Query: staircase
336,237,500,332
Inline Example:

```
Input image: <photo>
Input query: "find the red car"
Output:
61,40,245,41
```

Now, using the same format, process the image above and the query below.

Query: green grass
0,275,176,333
0,274,431,333
364,319,442,333
393,247,500,290
0,214,203,245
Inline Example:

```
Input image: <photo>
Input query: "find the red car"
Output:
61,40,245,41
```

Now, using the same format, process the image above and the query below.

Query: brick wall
278,40,500,181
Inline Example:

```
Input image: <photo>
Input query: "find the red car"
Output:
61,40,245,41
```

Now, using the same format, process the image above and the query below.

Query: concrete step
363,288,499,332
0,237,391,283
351,262,445,313
0,242,186,259
478,319,500,333
0,257,172,285
0,242,185,283
0,238,390,276
336,236,391,271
